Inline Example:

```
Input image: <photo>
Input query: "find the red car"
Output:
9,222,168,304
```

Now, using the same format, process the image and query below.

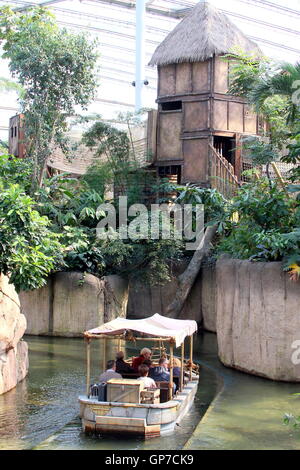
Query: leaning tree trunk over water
166,224,218,317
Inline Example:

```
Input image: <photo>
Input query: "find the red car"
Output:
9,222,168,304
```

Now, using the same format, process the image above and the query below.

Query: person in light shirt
99,359,122,383
136,364,157,389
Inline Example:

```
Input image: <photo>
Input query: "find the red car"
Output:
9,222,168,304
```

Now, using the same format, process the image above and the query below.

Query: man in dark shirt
115,351,135,375
149,357,170,382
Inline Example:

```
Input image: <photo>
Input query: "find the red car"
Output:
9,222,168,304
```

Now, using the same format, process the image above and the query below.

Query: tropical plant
227,51,300,183
82,113,157,206
157,182,228,225
216,179,300,266
0,154,33,191
0,184,64,291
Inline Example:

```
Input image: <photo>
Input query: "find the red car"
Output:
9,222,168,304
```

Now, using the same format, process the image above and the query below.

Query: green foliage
0,154,33,191
0,150,184,287
82,113,158,206
240,137,280,180
82,161,113,197
282,128,300,182
217,180,300,262
82,121,130,162
60,223,183,286
284,412,300,430
0,184,64,291
36,174,104,230
226,49,272,99
230,181,295,230
226,52,300,184
158,182,227,223
0,6,98,187
0,76,24,97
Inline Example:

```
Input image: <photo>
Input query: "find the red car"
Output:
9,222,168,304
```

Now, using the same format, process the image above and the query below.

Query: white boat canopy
84,313,198,348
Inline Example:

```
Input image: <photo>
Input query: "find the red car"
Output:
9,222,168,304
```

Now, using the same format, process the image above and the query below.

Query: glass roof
0,0,299,138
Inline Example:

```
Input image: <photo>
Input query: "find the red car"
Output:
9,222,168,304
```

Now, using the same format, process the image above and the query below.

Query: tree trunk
166,224,218,316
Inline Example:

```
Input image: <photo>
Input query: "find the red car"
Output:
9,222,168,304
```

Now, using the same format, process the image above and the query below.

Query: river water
0,332,299,450
0,334,219,450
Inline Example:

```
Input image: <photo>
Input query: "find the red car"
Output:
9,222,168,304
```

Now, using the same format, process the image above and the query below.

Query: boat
78,314,199,438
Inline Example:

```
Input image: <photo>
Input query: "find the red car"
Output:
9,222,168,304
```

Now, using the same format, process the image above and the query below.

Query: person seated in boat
132,347,152,372
149,358,176,396
136,364,157,389
149,357,171,382
142,358,153,369
170,357,181,392
115,351,135,375
99,359,122,383
171,357,181,378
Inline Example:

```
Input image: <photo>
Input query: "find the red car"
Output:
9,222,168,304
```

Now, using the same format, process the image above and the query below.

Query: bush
217,179,300,264
0,184,64,291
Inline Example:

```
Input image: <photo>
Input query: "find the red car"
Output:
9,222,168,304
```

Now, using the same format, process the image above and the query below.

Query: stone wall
216,259,300,382
0,275,28,395
127,261,216,329
20,272,129,337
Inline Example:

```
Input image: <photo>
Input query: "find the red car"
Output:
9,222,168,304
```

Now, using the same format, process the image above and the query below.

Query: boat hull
79,379,198,438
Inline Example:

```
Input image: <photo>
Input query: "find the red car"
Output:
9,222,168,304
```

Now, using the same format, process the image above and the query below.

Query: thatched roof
149,1,262,66
47,144,99,175
47,125,149,175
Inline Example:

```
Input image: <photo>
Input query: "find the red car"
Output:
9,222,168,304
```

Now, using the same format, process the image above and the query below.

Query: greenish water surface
185,333,300,450
0,333,218,450
0,332,299,450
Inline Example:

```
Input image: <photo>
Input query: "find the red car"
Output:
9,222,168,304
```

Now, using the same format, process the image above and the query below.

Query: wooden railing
209,143,240,199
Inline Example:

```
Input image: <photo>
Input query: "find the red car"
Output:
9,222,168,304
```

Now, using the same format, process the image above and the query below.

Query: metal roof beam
86,0,187,18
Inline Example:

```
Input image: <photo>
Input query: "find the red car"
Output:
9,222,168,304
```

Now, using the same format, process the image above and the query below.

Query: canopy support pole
189,335,193,381
180,340,184,392
86,338,91,397
169,343,174,400
102,337,107,373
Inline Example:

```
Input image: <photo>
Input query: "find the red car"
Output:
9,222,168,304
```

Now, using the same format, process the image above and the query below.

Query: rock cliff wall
127,261,216,329
0,275,28,395
216,259,300,382
19,272,129,337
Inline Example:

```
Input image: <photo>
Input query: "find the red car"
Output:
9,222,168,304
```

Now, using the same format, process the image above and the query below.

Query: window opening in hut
161,101,182,112
158,165,181,202
213,136,235,167
158,165,181,184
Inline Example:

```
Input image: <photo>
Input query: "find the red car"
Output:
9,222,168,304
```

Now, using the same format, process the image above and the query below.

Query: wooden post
169,343,174,401
86,338,91,397
102,337,107,373
271,162,289,197
189,335,193,381
117,337,121,353
180,340,184,392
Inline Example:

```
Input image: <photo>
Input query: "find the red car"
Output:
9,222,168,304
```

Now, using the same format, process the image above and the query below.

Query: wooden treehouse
147,1,263,198
8,114,26,158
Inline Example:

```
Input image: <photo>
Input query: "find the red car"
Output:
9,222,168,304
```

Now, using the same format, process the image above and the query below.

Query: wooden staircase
209,143,240,199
